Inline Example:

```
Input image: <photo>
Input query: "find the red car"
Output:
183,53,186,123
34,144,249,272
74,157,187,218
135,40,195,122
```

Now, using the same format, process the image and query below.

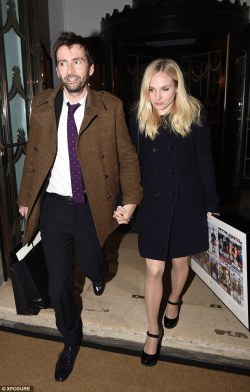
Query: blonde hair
137,58,202,139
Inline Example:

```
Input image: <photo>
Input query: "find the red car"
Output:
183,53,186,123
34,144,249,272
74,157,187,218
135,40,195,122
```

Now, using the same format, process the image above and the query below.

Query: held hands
19,206,28,218
113,204,136,225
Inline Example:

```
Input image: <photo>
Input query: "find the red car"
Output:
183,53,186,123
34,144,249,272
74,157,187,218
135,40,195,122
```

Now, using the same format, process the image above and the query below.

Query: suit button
105,175,109,179
32,169,35,173
101,154,105,158
107,194,111,199
34,147,38,151
155,192,161,198
152,148,158,152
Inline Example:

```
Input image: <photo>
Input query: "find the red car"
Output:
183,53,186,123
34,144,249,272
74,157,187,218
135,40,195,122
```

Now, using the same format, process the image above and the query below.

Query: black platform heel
164,299,183,329
141,331,163,367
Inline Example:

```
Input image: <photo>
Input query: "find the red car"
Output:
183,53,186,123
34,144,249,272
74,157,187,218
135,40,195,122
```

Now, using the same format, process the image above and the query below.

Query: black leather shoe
93,281,105,296
141,331,163,367
164,299,183,329
55,344,80,382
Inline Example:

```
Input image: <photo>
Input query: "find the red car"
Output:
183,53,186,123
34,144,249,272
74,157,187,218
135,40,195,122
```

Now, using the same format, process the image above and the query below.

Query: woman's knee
146,259,165,279
172,256,189,271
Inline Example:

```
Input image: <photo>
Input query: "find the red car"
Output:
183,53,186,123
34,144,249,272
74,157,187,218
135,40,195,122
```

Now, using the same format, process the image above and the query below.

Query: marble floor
0,225,250,372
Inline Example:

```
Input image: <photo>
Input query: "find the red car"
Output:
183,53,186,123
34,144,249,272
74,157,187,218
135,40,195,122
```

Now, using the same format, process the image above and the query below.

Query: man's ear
89,64,94,76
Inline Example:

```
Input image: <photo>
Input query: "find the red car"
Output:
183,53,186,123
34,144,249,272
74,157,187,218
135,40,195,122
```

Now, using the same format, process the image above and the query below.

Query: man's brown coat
18,84,142,245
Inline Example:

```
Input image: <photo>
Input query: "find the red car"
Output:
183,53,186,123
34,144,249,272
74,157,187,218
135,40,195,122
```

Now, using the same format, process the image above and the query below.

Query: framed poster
191,209,250,330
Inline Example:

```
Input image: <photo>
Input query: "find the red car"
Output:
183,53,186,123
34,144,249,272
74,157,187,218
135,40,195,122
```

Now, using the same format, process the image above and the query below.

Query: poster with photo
228,234,243,273
192,251,210,274
230,267,243,306
209,223,219,256
191,215,249,330
218,228,230,263
218,260,231,294
210,253,219,282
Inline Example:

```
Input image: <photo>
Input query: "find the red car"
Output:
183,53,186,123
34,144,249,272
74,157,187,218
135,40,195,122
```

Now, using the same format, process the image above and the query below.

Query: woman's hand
113,204,136,224
207,212,220,219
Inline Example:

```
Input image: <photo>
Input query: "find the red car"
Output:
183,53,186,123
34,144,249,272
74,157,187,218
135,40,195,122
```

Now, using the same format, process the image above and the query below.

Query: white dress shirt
47,93,87,196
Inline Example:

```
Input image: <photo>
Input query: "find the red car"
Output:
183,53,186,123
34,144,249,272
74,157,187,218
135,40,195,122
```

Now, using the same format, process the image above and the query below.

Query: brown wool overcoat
17,84,142,246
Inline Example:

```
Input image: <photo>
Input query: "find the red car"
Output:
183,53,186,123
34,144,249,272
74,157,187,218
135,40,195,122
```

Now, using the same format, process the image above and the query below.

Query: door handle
0,128,26,164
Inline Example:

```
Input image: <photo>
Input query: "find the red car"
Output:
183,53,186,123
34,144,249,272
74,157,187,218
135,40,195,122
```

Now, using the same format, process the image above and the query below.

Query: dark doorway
100,0,250,203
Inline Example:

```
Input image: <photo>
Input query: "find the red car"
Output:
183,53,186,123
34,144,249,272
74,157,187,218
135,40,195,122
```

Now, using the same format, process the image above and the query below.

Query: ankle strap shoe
141,330,163,367
164,299,183,329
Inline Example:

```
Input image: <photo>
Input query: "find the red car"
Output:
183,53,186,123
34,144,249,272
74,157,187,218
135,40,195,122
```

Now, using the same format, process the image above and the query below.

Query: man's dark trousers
40,192,108,345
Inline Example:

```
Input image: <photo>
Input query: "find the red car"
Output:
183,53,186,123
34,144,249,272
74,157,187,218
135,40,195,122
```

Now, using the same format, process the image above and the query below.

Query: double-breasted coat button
155,192,161,197
154,170,163,175
152,147,158,152
105,175,109,179
32,168,35,173
100,154,105,158
34,147,38,151
107,194,111,199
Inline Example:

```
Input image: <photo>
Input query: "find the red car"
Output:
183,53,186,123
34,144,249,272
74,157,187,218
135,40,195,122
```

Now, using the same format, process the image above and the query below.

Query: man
18,31,142,382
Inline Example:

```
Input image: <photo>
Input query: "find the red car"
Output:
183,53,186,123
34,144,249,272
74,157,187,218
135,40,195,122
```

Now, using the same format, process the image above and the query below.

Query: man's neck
63,87,88,103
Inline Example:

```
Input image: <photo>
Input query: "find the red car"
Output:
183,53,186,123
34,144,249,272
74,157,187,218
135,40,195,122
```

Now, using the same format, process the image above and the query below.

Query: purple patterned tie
67,102,85,204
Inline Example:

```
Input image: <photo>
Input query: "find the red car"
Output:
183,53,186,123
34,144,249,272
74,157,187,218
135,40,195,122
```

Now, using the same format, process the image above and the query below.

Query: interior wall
64,0,132,36
47,0,250,85
48,0,250,41
47,0,132,84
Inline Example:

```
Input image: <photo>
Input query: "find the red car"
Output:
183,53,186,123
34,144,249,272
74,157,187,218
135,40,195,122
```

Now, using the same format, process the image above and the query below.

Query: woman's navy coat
129,114,219,260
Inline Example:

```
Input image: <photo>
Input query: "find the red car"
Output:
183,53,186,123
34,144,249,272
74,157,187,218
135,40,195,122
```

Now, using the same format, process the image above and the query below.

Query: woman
129,58,219,367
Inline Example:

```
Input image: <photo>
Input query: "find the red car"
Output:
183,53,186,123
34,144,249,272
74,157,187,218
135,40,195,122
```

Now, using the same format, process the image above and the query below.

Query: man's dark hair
53,31,94,66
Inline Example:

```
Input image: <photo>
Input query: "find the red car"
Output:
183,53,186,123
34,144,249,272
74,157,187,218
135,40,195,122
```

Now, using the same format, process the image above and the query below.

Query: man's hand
19,206,28,218
113,204,136,225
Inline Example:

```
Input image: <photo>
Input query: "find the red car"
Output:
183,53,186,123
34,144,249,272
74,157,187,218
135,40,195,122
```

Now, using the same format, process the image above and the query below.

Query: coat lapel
54,88,64,127
36,84,106,136
79,87,107,135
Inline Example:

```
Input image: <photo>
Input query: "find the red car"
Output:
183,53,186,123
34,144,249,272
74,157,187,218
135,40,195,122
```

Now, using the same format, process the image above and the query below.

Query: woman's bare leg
144,258,165,354
165,256,189,318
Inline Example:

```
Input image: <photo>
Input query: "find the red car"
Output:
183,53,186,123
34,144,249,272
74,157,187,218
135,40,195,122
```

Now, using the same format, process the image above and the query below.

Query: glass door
0,0,41,283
